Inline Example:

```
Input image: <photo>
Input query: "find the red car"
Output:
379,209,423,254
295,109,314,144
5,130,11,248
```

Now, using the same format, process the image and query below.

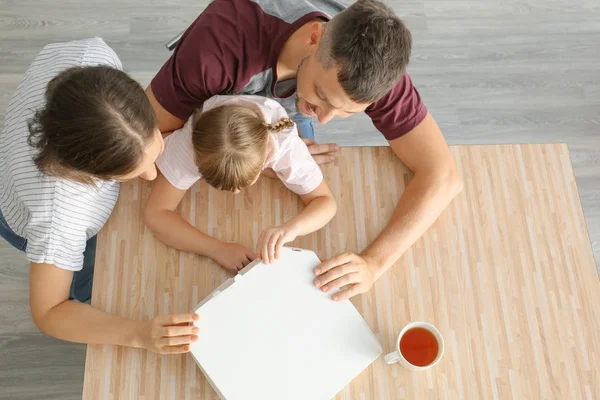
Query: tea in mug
399,327,439,367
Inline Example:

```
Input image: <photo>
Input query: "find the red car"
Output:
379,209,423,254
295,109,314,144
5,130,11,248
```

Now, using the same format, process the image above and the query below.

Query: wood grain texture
83,145,600,400
1,1,599,398
2,0,597,272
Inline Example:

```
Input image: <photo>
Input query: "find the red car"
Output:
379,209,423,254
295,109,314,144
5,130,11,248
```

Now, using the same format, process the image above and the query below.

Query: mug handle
384,350,401,364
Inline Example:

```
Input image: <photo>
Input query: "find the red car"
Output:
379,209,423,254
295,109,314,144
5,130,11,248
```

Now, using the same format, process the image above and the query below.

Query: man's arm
146,86,185,134
313,113,463,300
30,262,199,353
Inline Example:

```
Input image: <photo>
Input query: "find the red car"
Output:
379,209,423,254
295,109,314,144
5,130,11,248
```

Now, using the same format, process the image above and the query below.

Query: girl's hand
137,313,200,354
213,242,257,272
257,224,299,264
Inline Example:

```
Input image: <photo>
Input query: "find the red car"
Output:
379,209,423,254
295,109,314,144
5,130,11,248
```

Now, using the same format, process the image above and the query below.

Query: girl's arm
144,172,256,271
288,180,337,236
257,180,337,263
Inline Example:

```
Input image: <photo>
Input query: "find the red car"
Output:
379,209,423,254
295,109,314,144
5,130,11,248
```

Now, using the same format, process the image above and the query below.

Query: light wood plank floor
0,1,598,398
83,145,600,400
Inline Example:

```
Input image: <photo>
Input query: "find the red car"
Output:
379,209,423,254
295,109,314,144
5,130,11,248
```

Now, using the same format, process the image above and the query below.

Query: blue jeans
291,113,315,140
0,207,96,302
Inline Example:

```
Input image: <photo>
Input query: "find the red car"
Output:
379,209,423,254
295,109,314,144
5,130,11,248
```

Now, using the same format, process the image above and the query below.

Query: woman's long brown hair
27,66,157,184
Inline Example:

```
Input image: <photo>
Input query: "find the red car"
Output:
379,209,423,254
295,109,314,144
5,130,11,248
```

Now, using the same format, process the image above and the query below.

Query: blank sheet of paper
190,247,382,400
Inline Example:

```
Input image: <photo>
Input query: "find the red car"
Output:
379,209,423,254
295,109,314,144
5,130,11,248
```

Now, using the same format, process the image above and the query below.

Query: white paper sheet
190,247,382,400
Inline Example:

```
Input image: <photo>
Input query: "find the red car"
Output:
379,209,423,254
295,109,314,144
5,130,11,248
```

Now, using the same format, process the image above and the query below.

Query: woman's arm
144,172,256,271
257,180,337,263
30,262,199,353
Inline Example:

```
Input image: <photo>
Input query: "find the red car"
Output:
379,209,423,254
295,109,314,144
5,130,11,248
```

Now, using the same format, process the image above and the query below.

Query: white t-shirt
156,95,323,195
0,38,122,271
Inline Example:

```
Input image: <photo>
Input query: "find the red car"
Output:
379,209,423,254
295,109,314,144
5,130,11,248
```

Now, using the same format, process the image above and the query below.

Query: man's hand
261,168,277,179
262,139,339,177
137,313,200,354
313,253,380,301
302,138,340,165
212,242,257,272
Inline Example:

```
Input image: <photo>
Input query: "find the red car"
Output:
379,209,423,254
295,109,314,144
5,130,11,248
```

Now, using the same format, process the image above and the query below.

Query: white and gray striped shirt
0,38,122,271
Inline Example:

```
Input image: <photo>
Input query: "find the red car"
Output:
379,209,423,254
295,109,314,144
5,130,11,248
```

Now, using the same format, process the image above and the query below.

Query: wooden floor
0,1,598,399
83,145,600,400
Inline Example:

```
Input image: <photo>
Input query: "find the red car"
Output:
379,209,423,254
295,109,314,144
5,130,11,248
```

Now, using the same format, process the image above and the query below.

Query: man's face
295,55,370,124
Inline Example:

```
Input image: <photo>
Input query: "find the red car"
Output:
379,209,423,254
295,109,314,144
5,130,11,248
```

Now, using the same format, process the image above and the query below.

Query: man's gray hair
317,0,412,103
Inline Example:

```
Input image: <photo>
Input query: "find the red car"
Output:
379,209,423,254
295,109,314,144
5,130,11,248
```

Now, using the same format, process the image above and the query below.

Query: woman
0,38,198,354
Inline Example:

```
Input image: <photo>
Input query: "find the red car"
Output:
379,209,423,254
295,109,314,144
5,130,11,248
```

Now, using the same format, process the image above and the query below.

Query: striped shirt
0,38,122,271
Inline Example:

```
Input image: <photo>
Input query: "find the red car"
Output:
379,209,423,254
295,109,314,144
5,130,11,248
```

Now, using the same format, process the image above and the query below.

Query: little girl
144,95,337,271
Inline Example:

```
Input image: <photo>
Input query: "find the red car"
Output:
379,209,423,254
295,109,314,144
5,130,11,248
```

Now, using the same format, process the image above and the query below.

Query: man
147,0,463,300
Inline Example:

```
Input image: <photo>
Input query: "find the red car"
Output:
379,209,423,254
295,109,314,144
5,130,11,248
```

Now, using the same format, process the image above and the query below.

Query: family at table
0,0,461,355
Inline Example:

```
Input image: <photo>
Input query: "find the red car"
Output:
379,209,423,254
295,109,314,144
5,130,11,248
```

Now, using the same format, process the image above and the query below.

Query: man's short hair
317,0,412,103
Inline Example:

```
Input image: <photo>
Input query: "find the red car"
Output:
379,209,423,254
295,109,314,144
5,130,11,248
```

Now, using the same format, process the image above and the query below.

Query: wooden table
83,145,600,399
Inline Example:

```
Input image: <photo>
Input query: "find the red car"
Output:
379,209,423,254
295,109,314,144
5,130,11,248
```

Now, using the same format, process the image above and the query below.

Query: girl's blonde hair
192,104,295,192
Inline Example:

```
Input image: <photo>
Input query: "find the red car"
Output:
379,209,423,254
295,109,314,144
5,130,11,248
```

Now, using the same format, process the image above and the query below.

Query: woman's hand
136,313,200,354
257,224,299,264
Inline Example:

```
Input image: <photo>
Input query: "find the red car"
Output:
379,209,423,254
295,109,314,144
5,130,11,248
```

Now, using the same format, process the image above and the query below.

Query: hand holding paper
257,224,299,264
314,253,380,301
135,313,200,354
213,243,257,272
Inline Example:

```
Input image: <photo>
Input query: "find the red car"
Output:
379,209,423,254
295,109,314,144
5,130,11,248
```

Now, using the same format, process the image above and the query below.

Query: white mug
384,321,444,371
